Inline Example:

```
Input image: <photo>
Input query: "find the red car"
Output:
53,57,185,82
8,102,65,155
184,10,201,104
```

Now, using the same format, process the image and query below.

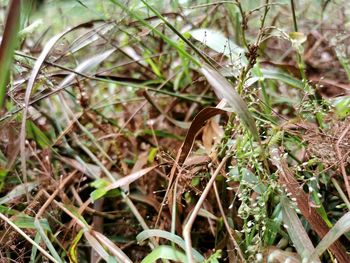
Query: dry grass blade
213,182,245,262
0,212,59,263
19,21,97,200
0,182,38,205
0,0,20,108
201,64,259,140
84,231,112,262
156,106,230,226
93,230,133,263
58,48,115,88
104,165,158,192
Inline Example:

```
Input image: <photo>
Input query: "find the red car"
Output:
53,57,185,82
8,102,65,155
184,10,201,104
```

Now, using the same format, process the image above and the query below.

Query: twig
0,212,59,263
36,171,77,219
335,124,350,200
213,182,245,262
183,156,228,263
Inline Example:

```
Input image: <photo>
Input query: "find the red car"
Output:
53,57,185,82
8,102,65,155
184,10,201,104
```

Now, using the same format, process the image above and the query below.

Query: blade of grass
201,64,259,140
0,182,38,205
30,233,41,262
34,219,63,263
91,165,158,201
183,156,229,263
58,48,115,88
280,197,319,262
93,230,133,263
68,229,84,263
141,245,188,263
308,212,350,262
84,231,117,263
0,0,21,108
19,21,97,200
0,212,59,263
139,0,213,66
109,0,201,66
137,229,204,262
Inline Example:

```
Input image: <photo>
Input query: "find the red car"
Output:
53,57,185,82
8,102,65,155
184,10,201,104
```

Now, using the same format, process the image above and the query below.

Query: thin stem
213,182,245,262
183,156,229,263
290,0,298,31
0,213,59,263
331,178,350,211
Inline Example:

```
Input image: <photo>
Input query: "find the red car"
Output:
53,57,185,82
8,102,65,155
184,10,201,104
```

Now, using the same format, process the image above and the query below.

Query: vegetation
0,0,349,262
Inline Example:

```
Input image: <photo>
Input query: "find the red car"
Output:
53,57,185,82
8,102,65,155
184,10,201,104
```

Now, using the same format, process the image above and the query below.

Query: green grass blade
259,68,304,89
137,229,205,262
308,211,350,262
141,245,188,263
34,219,63,263
0,0,21,108
30,233,41,262
109,0,200,66
280,197,319,262
139,0,212,66
201,64,259,140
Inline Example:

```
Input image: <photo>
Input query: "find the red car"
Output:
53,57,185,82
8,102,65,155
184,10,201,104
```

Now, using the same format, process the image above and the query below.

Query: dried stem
183,156,229,263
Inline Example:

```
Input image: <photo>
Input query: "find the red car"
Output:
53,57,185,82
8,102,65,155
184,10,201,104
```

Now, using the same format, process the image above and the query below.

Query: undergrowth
0,0,349,262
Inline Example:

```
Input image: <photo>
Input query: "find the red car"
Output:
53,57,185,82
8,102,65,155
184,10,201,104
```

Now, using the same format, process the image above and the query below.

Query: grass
0,0,350,262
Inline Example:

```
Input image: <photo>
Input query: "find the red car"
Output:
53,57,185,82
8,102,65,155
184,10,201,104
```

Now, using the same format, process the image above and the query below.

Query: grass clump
0,0,349,262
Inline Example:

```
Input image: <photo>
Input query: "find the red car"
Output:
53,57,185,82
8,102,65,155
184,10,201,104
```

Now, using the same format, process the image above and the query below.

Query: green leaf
13,214,50,231
201,64,259,140
332,96,350,118
227,167,266,194
0,205,17,215
91,166,158,201
0,168,9,192
91,178,110,189
189,28,247,67
34,218,63,263
0,0,21,108
141,245,188,263
26,120,51,148
260,68,304,89
30,233,41,262
137,229,204,262
91,187,109,201
147,147,158,163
